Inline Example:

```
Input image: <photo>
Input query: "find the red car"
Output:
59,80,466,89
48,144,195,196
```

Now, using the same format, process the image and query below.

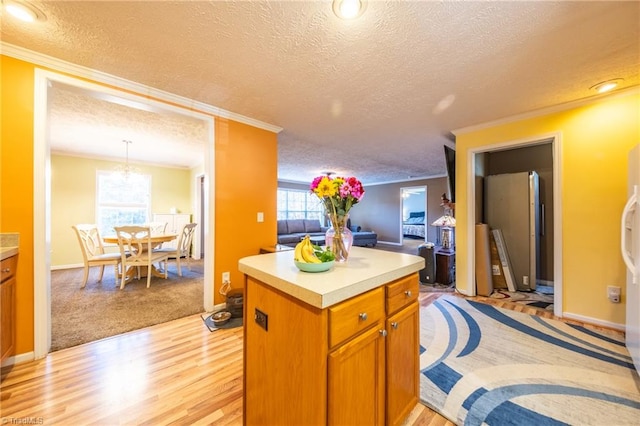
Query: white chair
114,226,170,289
154,223,197,276
72,224,122,288
145,221,168,235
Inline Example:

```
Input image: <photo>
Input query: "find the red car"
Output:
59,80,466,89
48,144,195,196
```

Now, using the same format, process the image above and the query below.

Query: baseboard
51,263,83,270
1,351,35,367
562,311,624,332
537,279,554,286
377,240,402,246
204,302,228,314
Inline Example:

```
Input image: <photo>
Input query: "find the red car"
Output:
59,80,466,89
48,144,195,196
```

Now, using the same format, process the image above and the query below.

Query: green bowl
294,260,335,273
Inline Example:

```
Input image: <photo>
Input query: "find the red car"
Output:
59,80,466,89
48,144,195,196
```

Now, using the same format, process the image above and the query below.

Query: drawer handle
391,322,398,329
379,329,387,337
358,312,368,321
404,290,412,297
1,268,10,273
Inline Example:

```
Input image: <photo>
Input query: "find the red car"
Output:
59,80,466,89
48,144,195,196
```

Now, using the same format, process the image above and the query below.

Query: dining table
102,233,178,279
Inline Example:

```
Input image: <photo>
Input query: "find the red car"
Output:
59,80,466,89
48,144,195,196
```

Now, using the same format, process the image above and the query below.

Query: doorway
33,69,215,358
468,133,562,318
401,186,428,245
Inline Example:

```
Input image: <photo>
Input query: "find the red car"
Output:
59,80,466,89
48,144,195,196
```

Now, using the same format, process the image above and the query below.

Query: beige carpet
51,259,204,351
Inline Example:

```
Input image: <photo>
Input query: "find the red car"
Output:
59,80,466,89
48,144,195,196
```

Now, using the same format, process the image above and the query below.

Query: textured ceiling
1,1,638,183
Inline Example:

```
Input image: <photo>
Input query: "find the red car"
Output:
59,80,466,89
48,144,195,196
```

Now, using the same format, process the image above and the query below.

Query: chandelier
113,139,139,180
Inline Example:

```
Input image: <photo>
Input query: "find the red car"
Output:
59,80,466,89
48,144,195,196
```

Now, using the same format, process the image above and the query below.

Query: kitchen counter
241,246,424,425
238,246,425,309
0,233,19,261
0,247,19,261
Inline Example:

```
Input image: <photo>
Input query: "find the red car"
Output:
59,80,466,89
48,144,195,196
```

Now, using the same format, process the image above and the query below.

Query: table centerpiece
310,175,365,262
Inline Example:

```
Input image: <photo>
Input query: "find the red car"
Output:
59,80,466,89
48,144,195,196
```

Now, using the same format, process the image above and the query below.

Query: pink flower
310,176,325,191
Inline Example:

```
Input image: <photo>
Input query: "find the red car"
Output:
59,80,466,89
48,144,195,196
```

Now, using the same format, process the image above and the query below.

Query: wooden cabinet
1,255,17,363
436,249,455,285
243,273,419,425
152,213,190,250
328,323,386,425
386,302,419,425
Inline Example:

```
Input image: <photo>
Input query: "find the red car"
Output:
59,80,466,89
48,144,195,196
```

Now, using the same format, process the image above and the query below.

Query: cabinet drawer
329,287,384,348
1,256,17,283
386,274,418,315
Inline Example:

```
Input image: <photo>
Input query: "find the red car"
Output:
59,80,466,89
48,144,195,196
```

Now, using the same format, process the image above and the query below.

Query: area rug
420,295,640,425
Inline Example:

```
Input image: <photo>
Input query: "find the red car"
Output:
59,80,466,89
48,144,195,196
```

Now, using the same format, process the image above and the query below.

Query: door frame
33,69,216,358
399,186,428,243
465,132,563,317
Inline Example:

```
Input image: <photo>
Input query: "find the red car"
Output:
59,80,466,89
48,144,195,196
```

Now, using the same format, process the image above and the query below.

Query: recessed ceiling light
3,0,46,23
332,0,367,20
590,78,623,94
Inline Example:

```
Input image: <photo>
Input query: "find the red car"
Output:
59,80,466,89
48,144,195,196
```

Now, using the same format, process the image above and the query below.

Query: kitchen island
239,246,425,425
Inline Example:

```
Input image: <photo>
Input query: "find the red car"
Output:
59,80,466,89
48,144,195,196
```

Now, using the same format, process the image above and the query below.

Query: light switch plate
257,212,264,222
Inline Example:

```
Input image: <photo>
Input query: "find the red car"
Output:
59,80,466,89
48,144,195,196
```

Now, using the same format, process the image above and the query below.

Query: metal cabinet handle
391,322,398,329
379,329,387,337
1,268,10,273
405,290,412,297
359,312,368,321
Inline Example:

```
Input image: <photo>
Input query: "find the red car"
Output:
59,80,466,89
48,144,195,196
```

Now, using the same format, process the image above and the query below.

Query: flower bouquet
310,175,365,262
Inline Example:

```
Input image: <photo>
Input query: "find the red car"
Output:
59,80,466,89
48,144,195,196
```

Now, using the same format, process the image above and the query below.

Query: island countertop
238,246,425,309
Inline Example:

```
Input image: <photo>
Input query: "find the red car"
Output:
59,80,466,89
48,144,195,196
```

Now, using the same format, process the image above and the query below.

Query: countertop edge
1,247,19,261
239,249,425,309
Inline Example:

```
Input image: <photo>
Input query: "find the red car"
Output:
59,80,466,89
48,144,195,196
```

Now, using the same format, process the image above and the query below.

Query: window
96,170,151,236
277,188,324,221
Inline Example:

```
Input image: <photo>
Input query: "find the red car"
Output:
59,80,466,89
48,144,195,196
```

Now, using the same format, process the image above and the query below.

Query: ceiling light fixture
113,139,139,181
3,0,46,22
332,0,367,20
590,78,623,94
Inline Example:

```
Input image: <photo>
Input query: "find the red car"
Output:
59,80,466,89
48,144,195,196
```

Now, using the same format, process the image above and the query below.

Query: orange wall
1,56,36,354
1,55,278,353
214,119,278,305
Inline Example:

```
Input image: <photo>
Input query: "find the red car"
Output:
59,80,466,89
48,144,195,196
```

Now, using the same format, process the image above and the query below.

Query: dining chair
146,221,168,235
153,223,197,276
114,226,170,289
72,224,122,288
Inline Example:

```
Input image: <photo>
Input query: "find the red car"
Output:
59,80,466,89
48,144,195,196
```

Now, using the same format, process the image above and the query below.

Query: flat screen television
443,145,455,203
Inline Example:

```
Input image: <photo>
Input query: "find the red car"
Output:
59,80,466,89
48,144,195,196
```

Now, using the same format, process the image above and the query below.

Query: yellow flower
314,176,337,197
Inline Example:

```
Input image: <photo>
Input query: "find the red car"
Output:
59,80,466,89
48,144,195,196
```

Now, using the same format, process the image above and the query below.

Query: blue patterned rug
420,296,640,425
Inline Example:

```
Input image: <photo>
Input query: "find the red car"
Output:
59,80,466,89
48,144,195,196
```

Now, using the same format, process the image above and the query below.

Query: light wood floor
1,292,618,425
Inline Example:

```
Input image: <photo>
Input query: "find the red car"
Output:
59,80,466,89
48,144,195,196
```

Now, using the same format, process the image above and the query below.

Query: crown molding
452,85,640,136
1,42,283,134
278,173,447,187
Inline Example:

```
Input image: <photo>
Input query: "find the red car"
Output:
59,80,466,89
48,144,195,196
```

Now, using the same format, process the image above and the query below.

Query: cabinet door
328,323,385,426
1,277,16,362
386,302,419,426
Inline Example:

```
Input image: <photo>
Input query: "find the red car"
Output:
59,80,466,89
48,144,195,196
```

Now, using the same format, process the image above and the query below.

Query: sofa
277,219,377,247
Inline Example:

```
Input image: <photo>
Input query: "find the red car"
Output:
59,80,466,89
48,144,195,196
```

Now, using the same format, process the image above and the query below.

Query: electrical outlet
255,308,268,331
607,285,621,303
222,272,230,282
257,212,264,223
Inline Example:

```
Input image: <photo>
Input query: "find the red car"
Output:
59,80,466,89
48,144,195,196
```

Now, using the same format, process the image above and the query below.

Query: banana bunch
294,235,335,264
294,235,322,263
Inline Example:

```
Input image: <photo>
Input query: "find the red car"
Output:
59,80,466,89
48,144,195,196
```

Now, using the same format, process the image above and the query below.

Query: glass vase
325,215,353,263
